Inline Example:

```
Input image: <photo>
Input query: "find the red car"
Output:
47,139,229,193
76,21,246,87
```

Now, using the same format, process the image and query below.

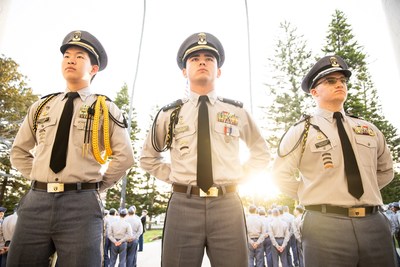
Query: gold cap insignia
198,33,207,45
330,57,339,67
72,31,82,42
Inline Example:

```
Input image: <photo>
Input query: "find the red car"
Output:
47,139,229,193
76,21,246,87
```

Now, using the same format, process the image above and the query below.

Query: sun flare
238,171,281,201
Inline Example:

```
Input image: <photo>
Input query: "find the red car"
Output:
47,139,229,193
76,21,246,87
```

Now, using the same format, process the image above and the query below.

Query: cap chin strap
182,45,220,62
312,67,343,83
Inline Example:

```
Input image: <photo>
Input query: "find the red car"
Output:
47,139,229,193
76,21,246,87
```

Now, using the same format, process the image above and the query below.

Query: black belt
32,181,99,192
173,184,236,197
305,205,380,218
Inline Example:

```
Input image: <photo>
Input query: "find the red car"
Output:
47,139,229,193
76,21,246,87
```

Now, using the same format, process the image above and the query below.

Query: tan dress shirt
11,87,134,191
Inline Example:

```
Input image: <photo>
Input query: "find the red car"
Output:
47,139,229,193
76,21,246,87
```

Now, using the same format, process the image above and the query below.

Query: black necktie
197,95,213,192
333,112,364,199
50,92,80,173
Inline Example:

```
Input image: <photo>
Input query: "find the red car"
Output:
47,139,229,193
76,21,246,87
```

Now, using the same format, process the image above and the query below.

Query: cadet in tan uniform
140,32,270,266
9,30,134,266
273,55,397,267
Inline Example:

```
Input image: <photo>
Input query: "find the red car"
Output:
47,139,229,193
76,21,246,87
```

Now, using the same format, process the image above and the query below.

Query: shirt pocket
172,123,196,157
36,116,57,146
354,135,377,167
73,118,104,149
309,138,337,170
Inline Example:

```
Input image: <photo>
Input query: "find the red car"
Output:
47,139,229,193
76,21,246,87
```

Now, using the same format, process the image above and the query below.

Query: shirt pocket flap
37,116,57,129
355,136,377,148
174,123,196,140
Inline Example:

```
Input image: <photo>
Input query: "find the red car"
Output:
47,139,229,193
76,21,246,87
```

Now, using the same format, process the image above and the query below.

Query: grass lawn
144,229,163,243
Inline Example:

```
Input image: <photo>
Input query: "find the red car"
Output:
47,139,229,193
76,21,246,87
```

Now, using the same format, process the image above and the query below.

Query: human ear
91,65,99,75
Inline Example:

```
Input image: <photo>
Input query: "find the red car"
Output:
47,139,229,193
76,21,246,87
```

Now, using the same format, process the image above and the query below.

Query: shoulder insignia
162,99,185,112
346,112,364,120
218,97,243,108
40,92,62,99
293,114,312,126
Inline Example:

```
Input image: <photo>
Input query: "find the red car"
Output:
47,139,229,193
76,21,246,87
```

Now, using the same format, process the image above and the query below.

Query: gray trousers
161,191,248,267
7,189,104,267
302,210,397,267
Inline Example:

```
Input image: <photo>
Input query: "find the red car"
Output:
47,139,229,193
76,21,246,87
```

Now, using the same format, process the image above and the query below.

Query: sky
1,0,399,132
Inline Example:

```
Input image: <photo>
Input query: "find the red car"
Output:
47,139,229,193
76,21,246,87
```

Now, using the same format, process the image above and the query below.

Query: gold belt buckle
199,187,218,197
348,207,365,217
47,183,64,193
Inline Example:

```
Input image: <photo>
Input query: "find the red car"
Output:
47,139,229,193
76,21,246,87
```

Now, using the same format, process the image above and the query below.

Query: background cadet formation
103,206,144,267
246,204,302,267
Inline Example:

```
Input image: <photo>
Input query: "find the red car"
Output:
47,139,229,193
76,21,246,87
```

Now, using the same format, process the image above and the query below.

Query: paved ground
137,239,211,267
135,241,400,266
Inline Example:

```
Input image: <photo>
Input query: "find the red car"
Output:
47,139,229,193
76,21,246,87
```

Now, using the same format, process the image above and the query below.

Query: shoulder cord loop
33,94,58,133
277,116,311,163
151,104,183,152
277,116,330,165
91,96,112,164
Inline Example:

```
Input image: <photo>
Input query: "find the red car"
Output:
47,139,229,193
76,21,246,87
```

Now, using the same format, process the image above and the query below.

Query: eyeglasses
315,77,349,87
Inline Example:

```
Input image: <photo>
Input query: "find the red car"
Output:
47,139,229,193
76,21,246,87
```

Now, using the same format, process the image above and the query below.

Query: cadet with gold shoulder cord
272,55,397,267
9,30,134,267
140,32,270,266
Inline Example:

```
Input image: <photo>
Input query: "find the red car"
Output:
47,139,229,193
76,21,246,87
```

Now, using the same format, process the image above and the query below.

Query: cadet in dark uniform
9,30,134,266
273,55,397,266
140,32,270,266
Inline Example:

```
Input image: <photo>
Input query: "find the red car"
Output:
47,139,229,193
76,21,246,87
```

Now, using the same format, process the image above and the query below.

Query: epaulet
95,94,112,101
218,97,243,108
162,99,186,112
346,112,364,120
40,92,62,99
293,114,312,126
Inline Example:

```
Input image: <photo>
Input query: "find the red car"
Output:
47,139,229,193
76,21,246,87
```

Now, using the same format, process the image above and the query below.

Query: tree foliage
262,21,314,150
0,55,38,212
105,84,169,222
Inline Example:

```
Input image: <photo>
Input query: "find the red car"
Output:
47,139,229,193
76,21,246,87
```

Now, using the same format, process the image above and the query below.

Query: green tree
322,9,400,201
262,21,314,150
129,107,170,227
259,21,316,207
0,55,38,211
105,83,140,209
105,84,169,222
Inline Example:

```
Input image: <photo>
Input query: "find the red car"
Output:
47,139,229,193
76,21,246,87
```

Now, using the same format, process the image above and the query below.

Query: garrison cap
177,32,225,69
109,208,117,215
295,205,304,213
128,205,136,214
258,206,266,215
301,55,352,93
60,30,108,71
119,208,128,216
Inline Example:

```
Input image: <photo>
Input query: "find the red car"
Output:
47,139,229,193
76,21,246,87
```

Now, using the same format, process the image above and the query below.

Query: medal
224,124,232,143
353,125,375,136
